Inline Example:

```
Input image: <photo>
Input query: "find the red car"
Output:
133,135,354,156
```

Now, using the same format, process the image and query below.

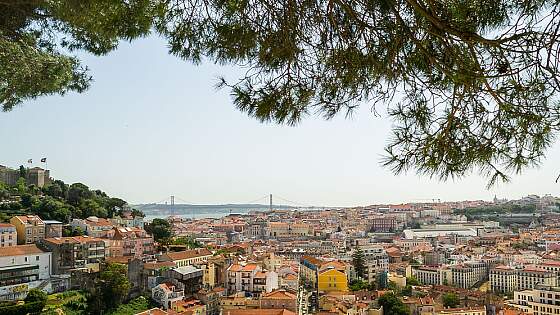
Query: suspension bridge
135,194,325,218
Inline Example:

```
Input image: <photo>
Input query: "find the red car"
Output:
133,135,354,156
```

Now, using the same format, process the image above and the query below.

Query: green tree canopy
25,288,47,304
145,218,173,243
0,0,159,111
406,276,420,286
352,246,366,280
96,263,131,311
378,292,410,315
442,292,460,308
3,1,560,184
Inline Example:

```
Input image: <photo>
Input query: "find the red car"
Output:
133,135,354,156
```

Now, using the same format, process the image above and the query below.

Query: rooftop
165,248,212,261
0,244,46,257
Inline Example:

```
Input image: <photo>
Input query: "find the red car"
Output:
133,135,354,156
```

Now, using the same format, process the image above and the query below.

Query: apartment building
164,265,204,296
300,256,323,287
394,239,433,253
109,210,145,229
266,222,312,239
318,267,348,292
518,268,557,291
540,261,560,284
260,289,297,312
0,223,16,247
491,266,558,293
490,266,518,293
0,244,51,301
162,248,213,267
413,266,452,286
370,216,398,232
451,262,487,289
361,245,389,270
152,282,185,310
71,217,114,238
10,215,45,245
43,220,63,238
40,236,106,274
226,263,278,295
424,251,447,266
511,285,560,315
105,227,154,258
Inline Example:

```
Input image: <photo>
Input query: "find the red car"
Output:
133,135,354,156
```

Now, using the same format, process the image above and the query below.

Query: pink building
105,227,154,258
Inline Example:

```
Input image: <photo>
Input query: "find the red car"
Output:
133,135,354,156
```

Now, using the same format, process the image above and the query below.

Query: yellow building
10,215,45,245
388,272,407,288
318,268,348,292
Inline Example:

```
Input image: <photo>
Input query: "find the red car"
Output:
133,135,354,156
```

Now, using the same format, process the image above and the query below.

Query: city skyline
1,36,559,207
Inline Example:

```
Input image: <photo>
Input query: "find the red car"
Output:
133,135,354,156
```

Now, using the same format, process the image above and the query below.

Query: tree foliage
3,1,560,183
378,292,410,315
172,236,203,249
145,218,173,243
0,178,141,223
349,279,375,291
25,288,47,304
156,0,560,185
88,263,131,314
352,246,366,280
406,276,420,286
442,292,460,308
0,0,159,110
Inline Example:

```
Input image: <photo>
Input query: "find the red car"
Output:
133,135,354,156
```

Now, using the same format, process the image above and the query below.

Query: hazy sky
1,36,559,207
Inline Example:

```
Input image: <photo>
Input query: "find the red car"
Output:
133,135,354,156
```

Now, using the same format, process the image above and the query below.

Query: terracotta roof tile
0,244,46,257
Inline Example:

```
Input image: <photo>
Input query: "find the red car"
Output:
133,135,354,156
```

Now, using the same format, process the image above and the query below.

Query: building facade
511,285,560,315
0,245,51,301
40,236,106,274
413,266,452,286
451,262,487,289
0,223,17,247
10,215,45,245
105,227,154,258
491,266,557,293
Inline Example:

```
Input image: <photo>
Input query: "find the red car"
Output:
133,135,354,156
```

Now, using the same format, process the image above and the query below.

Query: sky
1,35,559,207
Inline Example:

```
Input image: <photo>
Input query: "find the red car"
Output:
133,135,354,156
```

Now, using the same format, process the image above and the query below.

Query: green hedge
0,301,45,315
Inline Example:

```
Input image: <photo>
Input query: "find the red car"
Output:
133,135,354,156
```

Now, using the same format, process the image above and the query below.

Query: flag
41,158,47,163
27,159,32,164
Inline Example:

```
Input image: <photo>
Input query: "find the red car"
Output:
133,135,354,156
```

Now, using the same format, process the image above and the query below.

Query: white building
413,266,452,286
151,282,184,310
0,244,52,301
490,266,517,293
491,266,558,293
451,262,487,289
509,285,560,315
403,228,478,239
226,263,278,295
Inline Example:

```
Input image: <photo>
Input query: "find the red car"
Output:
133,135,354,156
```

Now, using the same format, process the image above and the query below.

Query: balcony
0,265,39,281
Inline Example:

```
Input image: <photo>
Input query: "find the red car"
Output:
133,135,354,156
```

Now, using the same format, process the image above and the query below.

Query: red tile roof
0,244,46,257
43,236,104,244
165,248,212,261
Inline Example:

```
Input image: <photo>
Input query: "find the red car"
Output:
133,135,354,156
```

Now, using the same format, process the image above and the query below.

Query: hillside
0,178,140,223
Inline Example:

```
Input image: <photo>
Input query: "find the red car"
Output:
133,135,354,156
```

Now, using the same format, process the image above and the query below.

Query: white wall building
0,244,52,301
